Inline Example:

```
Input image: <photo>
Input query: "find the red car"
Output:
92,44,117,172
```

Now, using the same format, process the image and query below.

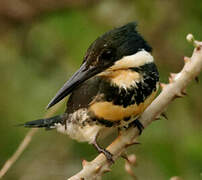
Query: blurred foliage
0,0,202,179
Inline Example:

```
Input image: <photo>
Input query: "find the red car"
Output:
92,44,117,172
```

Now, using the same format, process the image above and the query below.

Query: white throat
110,50,153,70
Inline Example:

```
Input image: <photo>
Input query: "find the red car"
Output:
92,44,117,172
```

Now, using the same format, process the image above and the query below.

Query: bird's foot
92,141,114,163
129,119,144,135
99,148,114,163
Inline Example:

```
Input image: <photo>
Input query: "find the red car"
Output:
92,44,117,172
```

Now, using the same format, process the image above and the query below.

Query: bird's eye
100,50,113,60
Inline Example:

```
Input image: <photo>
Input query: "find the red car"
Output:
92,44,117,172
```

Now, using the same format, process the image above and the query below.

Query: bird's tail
21,115,65,130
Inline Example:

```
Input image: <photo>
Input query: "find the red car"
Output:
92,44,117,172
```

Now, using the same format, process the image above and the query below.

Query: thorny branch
68,35,202,180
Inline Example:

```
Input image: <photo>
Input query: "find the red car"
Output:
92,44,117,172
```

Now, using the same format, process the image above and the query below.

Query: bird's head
47,22,153,109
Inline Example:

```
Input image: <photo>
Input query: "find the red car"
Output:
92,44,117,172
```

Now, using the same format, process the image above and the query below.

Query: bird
23,22,159,162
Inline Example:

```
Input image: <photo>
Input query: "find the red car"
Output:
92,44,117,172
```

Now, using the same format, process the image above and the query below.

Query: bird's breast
89,90,157,122
89,62,159,126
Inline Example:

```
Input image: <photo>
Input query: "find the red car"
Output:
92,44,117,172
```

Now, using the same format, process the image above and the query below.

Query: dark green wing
65,77,102,114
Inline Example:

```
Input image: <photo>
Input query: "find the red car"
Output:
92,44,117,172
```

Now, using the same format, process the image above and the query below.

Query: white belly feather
56,123,102,143
54,108,104,144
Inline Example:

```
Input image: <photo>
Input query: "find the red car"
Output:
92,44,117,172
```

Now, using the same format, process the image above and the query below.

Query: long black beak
47,62,103,109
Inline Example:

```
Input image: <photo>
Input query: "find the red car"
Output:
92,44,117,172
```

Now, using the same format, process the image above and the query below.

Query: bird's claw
100,148,114,163
92,140,114,163
130,119,144,135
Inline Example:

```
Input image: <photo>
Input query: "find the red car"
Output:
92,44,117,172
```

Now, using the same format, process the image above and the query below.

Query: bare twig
124,154,137,180
68,35,202,180
0,101,63,179
0,128,37,179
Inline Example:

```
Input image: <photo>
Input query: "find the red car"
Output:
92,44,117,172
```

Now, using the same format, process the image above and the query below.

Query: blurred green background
0,0,202,179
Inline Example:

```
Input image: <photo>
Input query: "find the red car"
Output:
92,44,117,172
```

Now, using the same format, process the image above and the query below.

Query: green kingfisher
23,22,159,162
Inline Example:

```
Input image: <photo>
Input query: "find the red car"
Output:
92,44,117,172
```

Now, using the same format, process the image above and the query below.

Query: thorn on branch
154,116,160,121
181,89,187,96
101,166,111,173
169,77,173,84
82,160,90,167
125,141,141,148
160,83,167,89
184,56,191,64
95,165,102,173
175,90,187,98
121,152,137,165
195,76,199,83
161,112,168,120
170,73,177,78
121,152,129,161
169,73,177,83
